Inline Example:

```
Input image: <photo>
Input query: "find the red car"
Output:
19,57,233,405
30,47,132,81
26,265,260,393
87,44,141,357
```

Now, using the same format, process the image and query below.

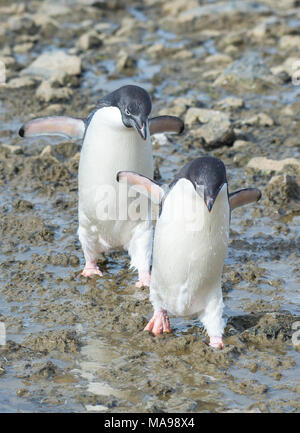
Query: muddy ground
0,0,299,413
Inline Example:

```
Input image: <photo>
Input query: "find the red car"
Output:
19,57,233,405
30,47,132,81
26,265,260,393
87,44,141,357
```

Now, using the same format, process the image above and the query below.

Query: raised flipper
149,115,184,135
19,116,86,140
117,171,165,205
229,188,261,210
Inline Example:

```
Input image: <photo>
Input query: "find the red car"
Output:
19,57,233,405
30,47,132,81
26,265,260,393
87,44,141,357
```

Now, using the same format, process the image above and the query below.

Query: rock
0,3,26,15
243,113,274,127
0,56,16,70
232,140,252,149
146,43,169,59
247,157,300,174
284,137,300,148
33,14,59,38
7,14,38,35
204,54,232,64
172,50,194,60
185,108,235,149
13,43,34,54
279,35,300,51
162,0,198,16
271,57,299,79
216,97,244,109
281,101,300,117
36,81,74,103
249,17,282,41
21,51,81,85
213,52,281,92
115,51,137,75
6,76,38,89
265,175,300,205
76,31,103,51
1,143,23,154
37,1,71,17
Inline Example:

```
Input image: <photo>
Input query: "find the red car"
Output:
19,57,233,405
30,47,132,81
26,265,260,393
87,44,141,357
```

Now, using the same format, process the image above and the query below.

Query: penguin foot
136,270,151,288
209,336,224,349
144,310,171,336
81,261,103,277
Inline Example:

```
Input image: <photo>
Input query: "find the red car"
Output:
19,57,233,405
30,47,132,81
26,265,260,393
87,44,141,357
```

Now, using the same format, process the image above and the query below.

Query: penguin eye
125,108,131,116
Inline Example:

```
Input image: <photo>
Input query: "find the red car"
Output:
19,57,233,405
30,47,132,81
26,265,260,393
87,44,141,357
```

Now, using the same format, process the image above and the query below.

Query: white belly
78,107,153,249
150,180,230,316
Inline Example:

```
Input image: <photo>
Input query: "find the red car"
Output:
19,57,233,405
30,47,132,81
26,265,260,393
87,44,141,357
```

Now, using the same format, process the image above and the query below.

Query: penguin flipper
19,116,86,140
229,188,261,210
116,171,164,204
149,116,184,135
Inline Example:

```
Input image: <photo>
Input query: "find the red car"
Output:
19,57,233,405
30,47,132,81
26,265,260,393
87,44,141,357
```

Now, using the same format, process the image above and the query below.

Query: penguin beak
131,116,148,140
205,196,215,212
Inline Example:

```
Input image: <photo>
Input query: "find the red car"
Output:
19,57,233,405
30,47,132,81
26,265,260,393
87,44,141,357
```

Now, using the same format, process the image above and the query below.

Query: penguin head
104,85,152,140
171,156,228,212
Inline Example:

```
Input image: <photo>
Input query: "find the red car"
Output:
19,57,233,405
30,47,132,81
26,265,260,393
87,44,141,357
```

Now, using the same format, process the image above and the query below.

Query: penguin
19,85,184,287
117,156,261,348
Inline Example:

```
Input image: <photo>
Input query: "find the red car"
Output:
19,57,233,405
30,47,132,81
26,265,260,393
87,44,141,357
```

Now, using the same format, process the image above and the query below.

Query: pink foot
144,310,171,336
81,261,103,277
136,270,150,288
209,336,224,349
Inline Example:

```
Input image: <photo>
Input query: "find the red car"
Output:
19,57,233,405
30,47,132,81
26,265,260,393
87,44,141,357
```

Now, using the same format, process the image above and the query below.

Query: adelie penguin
117,156,261,349
19,85,184,287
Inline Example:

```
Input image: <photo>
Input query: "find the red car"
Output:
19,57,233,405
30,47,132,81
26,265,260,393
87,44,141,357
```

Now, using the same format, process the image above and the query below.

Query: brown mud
0,0,299,412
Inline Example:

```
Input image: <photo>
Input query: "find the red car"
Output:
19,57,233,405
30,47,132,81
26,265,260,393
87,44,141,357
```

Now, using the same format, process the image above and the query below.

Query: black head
170,156,227,212
100,85,152,140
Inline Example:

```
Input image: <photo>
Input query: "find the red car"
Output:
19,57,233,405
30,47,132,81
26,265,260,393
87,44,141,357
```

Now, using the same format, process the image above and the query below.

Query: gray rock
185,108,235,149
36,81,74,103
279,35,300,51
115,51,137,75
21,51,81,84
216,97,244,109
247,157,300,174
243,113,274,127
7,76,39,89
213,52,281,92
76,31,103,51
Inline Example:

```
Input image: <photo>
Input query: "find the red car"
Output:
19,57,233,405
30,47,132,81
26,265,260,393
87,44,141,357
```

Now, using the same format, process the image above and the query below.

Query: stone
185,108,235,149
271,57,300,80
13,43,34,54
204,54,232,64
247,157,300,174
21,51,81,84
284,137,300,148
33,15,59,38
7,14,38,35
76,31,103,51
279,35,300,50
265,175,300,205
213,52,281,92
115,51,137,75
243,113,274,127
216,97,244,109
7,76,38,89
36,81,74,103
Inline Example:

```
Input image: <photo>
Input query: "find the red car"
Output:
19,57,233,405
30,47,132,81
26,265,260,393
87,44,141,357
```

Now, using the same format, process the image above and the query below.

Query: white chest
151,180,230,316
